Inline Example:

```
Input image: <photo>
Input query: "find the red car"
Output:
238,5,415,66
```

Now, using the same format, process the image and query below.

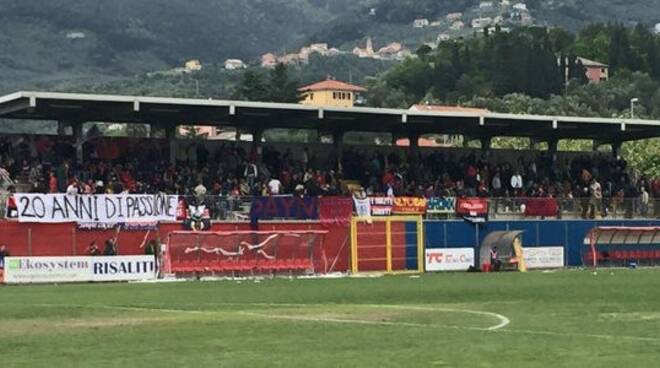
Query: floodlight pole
630,98,639,119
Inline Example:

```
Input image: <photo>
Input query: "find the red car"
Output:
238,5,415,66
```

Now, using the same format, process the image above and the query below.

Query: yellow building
184,59,202,72
298,78,367,108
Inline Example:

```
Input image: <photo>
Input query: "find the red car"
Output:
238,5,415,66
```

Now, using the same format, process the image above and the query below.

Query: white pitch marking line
23,303,660,343
357,304,510,331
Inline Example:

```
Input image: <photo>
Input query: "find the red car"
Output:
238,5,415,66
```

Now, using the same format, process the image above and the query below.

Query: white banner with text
523,247,565,269
425,248,475,271
14,194,177,224
3,256,157,284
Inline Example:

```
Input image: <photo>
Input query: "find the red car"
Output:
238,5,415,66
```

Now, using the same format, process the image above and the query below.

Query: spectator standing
103,228,120,256
492,172,502,197
66,180,79,195
640,187,649,216
86,241,100,256
194,181,207,197
510,171,523,195
268,176,282,195
5,186,17,218
0,244,9,269
590,178,602,218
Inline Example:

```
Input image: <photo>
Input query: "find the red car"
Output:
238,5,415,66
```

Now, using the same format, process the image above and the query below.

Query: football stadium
0,91,659,367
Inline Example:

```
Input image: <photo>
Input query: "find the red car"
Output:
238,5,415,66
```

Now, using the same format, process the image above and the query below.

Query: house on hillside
261,53,278,68
450,21,465,31
413,19,430,28
298,78,367,108
447,12,463,22
512,2,527,11
437,34,451,43
561,57,609,84
224,59,246,70
310,43,329,55
353,38,375,58
377,42,409,60
184,60,202,72
472,17,493,29
577,57,609,83
66,32,86,39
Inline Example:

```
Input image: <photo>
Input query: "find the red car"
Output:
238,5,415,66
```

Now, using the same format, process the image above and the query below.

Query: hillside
1,0,660,95
0,0,358,93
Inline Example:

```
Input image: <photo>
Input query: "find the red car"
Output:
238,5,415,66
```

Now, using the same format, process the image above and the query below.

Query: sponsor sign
77,222,159,231
425,248,475,271
523,247,564,269
3,256,156,284
353,197,371,218
392,197,427,215
15,194,177,224
249,196,319,222
427,197,456,214
369,197,393,216
456,198,488,217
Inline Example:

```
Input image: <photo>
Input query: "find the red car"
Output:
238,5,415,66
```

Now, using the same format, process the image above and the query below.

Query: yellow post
350,217,359,274
386,219,392,273
417,216,425,272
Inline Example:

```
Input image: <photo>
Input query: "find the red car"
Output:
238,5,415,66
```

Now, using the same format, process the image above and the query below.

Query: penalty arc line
22,302,660,343
239,310,660,343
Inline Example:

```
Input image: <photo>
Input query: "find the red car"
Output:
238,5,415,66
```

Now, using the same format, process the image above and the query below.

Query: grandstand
1,91,660,367
0,90,658,272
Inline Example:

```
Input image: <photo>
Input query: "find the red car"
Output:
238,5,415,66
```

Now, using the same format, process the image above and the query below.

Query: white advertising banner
3,256,157,284
14,194,178,224
523,247,565,269
425,248,475,271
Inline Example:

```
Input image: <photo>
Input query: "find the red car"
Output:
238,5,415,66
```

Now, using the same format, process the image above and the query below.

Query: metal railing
2,194,659,221
488,197,659,220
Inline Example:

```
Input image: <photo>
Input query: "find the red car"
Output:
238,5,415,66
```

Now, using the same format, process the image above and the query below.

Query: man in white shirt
492,172,502,196
194,182,207,197
267,177,282,195
66,181,79,195
510,171,523,191
589,178,602,218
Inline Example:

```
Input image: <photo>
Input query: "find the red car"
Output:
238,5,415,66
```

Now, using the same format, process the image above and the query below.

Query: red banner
319,197,353,226
524,198,558,217
456,198,488,217
392,197,428,215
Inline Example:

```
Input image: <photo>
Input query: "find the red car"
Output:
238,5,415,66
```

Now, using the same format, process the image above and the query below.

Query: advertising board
3,256,156,284
523,247,565,269
425,248,475,271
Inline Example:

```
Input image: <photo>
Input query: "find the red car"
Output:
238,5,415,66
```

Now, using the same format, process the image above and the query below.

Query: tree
267,63,299,103
239,69,269,101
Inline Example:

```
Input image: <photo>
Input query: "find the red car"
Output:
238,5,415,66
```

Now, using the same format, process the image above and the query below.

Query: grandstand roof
1,91,659,142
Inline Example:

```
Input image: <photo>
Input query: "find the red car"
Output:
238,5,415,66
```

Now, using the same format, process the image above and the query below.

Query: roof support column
548,139,558,154
166,125,177,165
462,135,471,148
251,127,263,163
612,141,622,158
408,132,420,160
480,137,491,151
333,131,344,171
529,138,539,151
57,121,68,136
72,122,84,164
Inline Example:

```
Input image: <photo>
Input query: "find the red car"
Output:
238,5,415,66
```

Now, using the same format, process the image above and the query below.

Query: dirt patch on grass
0,316,172,337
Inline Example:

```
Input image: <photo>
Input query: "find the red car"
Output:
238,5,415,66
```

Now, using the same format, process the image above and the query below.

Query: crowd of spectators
1,135,658,218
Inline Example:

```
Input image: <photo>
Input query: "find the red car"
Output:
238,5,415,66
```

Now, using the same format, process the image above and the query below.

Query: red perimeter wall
0,221,350,273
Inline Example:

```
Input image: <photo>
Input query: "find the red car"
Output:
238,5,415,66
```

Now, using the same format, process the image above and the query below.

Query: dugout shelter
479,231,527,272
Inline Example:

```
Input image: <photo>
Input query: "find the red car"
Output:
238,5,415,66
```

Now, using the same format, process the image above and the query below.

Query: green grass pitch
2,269,660,367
